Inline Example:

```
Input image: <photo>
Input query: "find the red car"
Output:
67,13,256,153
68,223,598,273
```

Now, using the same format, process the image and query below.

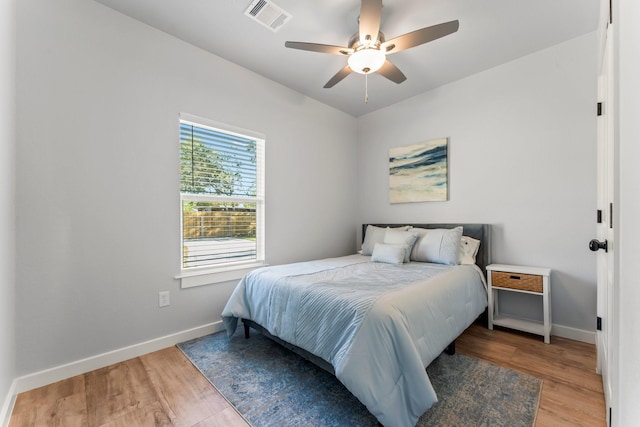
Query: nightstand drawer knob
509,275,521,280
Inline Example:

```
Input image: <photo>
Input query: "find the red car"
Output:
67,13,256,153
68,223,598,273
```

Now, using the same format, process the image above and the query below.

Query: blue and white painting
389,138,448,203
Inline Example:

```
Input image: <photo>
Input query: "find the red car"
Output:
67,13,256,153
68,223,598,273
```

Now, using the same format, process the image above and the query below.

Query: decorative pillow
410,226,463,265
459,236,481,265
361,225,409,256
383,228,418,263
370,243,407,265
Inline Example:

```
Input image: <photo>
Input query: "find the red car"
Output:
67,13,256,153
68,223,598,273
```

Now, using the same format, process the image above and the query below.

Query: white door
594,14,614,425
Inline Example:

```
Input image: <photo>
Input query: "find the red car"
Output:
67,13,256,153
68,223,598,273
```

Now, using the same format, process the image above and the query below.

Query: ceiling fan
284,0,459,89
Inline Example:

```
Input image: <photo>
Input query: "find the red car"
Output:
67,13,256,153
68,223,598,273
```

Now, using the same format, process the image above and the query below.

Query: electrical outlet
158,291,170,307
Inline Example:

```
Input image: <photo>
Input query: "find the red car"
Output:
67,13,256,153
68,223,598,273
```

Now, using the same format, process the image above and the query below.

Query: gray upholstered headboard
363,223,492,273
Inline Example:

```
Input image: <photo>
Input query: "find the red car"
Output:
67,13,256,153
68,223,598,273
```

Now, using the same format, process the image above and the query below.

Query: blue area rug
178,330,541,427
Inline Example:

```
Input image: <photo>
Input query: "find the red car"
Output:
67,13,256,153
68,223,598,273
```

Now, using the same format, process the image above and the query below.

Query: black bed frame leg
445,341,456,355
244,322,250,339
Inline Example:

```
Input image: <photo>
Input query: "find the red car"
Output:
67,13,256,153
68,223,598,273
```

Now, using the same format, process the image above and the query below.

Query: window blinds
179,119,264,269
180,122,259,198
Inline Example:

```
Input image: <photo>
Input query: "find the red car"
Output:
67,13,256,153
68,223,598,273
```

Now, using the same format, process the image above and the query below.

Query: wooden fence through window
183,209,256,239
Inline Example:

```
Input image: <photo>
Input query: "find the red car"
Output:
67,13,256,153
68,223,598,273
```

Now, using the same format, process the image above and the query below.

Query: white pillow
371,243,407,265
384,228,418,263
410,226,463,265
361,225,409,256
459,236,481,265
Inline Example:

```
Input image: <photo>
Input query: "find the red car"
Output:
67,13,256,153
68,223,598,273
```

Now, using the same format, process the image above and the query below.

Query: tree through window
179,116,264,270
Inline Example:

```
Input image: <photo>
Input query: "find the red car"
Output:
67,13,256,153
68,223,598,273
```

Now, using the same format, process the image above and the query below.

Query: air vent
244,0,292,33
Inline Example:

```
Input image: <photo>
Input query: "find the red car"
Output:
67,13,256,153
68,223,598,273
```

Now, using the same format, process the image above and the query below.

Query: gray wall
15,0,358,375
0,0,16,417
356,33,598,334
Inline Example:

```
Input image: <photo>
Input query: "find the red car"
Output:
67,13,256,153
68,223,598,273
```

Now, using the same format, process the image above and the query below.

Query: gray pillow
410,226,463,265
371,243,407,265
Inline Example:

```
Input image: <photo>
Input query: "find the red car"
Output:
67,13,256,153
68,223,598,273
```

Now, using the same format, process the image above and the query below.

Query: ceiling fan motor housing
347,31,385,52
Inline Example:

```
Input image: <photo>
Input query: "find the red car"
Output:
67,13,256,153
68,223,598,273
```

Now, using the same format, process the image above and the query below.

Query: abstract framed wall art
389,137,449,203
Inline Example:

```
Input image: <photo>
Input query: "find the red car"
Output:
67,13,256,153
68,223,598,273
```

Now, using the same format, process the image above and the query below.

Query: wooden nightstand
486,264,551,344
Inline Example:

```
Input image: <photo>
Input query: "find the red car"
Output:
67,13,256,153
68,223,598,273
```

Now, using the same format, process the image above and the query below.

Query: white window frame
176,113,265,288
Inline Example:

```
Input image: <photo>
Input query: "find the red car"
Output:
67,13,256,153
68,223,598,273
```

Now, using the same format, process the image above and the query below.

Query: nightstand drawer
490,271,543,293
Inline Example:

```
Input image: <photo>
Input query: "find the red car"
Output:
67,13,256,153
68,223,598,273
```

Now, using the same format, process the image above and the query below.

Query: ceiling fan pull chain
365,73,369,104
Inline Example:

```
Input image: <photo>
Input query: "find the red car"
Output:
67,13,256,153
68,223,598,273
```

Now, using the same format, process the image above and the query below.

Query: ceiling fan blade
377,60,406,84
285,41,352,56
358,0,382,43
382,20,459,54
324,65,352,88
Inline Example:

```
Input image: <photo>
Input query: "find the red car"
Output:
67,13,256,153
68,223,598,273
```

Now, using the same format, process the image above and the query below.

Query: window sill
176,262,266,289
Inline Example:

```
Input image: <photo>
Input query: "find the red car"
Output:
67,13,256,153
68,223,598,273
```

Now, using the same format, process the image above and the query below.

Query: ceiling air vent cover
244,0,292,33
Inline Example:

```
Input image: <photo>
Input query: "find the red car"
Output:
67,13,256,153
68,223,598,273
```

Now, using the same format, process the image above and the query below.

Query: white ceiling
93,0,601,117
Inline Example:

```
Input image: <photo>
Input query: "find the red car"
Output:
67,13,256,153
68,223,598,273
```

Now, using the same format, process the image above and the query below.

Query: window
179,114,264,285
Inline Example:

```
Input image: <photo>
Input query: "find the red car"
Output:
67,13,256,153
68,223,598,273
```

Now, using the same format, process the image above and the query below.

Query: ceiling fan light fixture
348,48,385,74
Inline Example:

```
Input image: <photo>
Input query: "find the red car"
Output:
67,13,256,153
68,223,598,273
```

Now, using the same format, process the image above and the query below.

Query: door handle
589,239,608,252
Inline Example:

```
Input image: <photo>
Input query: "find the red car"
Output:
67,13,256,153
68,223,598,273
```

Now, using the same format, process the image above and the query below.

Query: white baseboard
1,380,17,427
13,321,225,395
552,323,596,344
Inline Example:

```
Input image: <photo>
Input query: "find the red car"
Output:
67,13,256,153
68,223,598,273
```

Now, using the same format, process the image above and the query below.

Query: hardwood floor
9,346,249,427
9,324,606,427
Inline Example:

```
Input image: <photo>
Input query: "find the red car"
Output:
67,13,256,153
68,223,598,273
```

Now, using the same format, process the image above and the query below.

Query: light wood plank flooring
9,324,606,426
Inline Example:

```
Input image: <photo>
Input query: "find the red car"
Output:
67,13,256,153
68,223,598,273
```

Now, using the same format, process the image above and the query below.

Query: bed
221,223,490,427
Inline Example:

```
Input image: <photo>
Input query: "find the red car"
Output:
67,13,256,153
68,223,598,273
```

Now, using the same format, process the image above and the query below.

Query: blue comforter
222,254,487,427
